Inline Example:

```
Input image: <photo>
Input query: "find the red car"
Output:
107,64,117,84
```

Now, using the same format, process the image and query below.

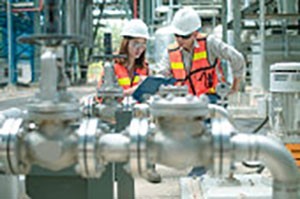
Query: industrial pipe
98,134,130,163
24,130,78,171
150,117,212,170
208,104,239,129
133,0,138,18
231,133,300,199
147,91,212,170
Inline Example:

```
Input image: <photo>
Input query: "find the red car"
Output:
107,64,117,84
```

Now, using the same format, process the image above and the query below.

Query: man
156,7,245,176
156,7,245,103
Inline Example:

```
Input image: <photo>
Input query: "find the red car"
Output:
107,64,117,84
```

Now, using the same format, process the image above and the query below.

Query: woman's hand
123,75,147,96
123,85,139,95
139,75,147,82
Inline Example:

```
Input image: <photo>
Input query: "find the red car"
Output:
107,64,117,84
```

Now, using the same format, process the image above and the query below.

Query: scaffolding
0,0,38,85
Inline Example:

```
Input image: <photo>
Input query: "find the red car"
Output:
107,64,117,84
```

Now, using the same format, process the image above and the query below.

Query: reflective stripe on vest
193,51,207,60
114,63,147,89
118,76,140,86
171,62,184,70
168,34,221,96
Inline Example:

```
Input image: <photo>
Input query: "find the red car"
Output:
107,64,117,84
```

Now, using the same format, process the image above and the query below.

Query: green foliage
94,19,124,54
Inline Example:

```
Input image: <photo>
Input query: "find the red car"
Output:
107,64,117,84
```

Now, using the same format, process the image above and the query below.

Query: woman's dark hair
115,36,146,69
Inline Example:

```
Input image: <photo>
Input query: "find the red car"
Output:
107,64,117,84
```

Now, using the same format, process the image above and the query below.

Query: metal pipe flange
211,118,235,177
128,117,150,179
0,118,29,174
77,118,103,178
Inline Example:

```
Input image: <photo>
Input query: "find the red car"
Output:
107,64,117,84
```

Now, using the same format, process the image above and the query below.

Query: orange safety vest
96,62,148,103
168,33,224,96
114,62,148,90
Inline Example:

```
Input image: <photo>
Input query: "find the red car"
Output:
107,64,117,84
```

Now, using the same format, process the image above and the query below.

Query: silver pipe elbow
208,104,239,130
231,134,300,198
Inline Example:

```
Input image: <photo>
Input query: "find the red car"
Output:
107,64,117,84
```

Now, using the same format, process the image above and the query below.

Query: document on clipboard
132,76,177,102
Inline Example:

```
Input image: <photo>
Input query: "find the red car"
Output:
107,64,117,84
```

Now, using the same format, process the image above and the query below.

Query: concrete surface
135,165,187,199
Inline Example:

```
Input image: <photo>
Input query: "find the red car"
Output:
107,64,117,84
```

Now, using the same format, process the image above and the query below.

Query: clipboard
132,76,177,102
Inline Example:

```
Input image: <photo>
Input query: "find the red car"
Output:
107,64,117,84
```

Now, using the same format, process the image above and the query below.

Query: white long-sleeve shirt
154,34,245,79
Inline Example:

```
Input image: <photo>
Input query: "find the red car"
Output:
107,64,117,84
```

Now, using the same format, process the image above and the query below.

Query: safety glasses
130,41,147,49
174,33,193,39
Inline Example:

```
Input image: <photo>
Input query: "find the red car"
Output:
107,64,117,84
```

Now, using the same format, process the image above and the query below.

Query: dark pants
206,93,220,104
207,93,228,108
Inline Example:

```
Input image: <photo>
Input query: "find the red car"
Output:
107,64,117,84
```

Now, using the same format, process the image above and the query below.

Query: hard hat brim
121,33,149,40
170,26,194,36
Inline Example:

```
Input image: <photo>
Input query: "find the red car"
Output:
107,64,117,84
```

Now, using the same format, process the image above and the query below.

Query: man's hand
230,77,241,94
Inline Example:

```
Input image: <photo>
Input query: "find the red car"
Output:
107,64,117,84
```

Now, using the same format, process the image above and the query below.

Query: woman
98,19,150,96
95,20,160,182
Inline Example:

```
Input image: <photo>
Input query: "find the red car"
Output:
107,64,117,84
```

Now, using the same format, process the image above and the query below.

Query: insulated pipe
231,134,300,199
98,134,130,163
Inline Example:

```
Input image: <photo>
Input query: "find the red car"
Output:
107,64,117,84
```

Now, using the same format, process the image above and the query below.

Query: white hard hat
171,7,201,35
121,19,149,39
